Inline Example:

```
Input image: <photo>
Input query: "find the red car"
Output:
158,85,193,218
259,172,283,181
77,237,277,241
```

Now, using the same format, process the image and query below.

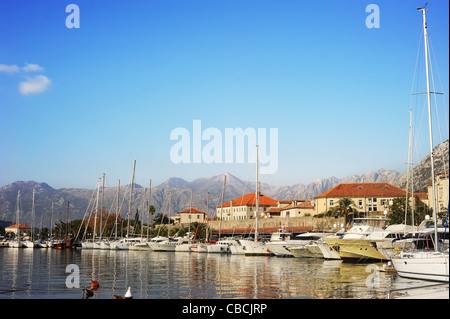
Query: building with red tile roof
314,182,425,215
175,208,206,225
5,223,32,236
216,192,278,221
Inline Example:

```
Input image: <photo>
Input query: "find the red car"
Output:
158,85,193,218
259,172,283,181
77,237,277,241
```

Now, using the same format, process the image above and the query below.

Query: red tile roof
5,223,31,229
314,183,408,199
179,208,205,214
217,192,278,208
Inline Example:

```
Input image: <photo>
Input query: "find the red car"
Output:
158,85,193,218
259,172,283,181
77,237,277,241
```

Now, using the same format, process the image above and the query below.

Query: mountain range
1,140,448,228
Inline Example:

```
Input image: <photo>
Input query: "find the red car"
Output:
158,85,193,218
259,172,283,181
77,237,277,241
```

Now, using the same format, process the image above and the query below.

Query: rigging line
428,37,448,179
428,36,449,136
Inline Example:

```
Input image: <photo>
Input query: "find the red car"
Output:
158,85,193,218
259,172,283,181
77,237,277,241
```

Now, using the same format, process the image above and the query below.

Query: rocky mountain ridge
0,140,447,227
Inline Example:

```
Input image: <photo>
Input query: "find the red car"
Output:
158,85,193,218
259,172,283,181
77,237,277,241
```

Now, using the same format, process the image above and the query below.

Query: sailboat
22,188,36,248
391,6,449,282
239,145,272,256
9,191,24,248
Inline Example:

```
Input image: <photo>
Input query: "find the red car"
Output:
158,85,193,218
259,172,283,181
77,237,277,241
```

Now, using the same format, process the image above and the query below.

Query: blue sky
0,0,448,189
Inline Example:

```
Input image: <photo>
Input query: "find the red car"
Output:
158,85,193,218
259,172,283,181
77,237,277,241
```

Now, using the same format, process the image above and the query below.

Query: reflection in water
0,249,427,299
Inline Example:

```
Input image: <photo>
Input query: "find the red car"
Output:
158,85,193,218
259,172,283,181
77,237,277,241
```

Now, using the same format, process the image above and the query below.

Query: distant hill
0,140,447,226
394,140,449,192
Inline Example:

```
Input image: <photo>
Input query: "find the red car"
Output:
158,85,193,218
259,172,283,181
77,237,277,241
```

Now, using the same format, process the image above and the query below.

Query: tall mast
147,179,151,240
255,145,259,242
127,159,136,238
31,187,35,240
115,179,120,240
189,189,193,240
100,172,105,241
16,191,21,241
219,174,226,240
66,201,69,239
419,6,438,250
93,178,101,241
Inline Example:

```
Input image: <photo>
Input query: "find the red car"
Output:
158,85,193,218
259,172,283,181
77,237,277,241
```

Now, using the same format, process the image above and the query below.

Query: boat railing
387,282,449,299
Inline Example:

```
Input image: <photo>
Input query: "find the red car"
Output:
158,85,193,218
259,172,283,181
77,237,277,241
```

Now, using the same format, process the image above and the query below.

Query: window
372,198,377,203
358,200,363,206
330,200,334,206
373,205,377,211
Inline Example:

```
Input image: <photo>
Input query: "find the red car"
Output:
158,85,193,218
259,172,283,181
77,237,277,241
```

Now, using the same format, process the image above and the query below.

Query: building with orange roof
5,223,32,236
175,208,206,225
216,192,278,221
314,182,426,216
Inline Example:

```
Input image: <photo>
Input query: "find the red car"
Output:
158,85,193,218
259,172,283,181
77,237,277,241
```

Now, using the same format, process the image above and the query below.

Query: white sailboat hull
109,240,129,250
207,244,229,253
391,251,449,282
9,241,24,248
240,239,271,256
191,244,209,253
265,242,294,257
317,240,341,260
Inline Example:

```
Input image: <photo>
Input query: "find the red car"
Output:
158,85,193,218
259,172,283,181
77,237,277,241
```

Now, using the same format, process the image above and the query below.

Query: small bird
124,287,133,299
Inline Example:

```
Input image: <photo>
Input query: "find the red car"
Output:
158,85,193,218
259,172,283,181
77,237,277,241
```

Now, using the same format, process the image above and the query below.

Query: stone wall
207,216,345,234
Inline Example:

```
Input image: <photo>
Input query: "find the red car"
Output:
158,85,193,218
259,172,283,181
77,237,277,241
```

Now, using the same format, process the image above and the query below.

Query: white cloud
22,63,45,73
0,63,45,73
19,75,51,95
0,64,20,74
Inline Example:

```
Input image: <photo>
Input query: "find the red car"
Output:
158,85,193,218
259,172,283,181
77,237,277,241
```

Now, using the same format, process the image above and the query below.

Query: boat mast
16,190,20,242
419,5,438,250
31,187,35,241
255,145,259,242
93,178,101,242
219,174,226,240
114,179,120,241
100,172,105,241
127,159,136,238
147,179,151,240
189,189,193,241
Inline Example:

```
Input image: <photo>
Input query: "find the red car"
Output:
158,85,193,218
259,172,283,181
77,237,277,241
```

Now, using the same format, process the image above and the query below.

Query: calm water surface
0,248,427,299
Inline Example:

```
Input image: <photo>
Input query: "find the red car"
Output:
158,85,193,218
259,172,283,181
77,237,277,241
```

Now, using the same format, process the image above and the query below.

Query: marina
1,246,446,300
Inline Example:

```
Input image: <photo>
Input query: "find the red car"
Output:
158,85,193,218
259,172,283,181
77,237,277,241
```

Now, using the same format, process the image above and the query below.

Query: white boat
265,228,296,257
152,238,178,252
240,146,272,256
191,243,209,253
317,239,341,260
147,236,169,250
240,238,271,256
267,230,327,257
207,240,229,253
207,239,242,254
391,6,450,283
129,238,152,251
9,240,24,248
174,234,195,252
21,240,36,248
391,250,449,282
10,191,23,249
109,239,130,250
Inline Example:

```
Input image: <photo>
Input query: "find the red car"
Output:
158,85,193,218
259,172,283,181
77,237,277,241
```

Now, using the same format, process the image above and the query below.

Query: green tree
335,197,357,231
387,197,430,226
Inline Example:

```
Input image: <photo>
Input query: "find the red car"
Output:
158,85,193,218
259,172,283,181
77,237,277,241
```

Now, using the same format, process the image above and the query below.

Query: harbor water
0,248,439,299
